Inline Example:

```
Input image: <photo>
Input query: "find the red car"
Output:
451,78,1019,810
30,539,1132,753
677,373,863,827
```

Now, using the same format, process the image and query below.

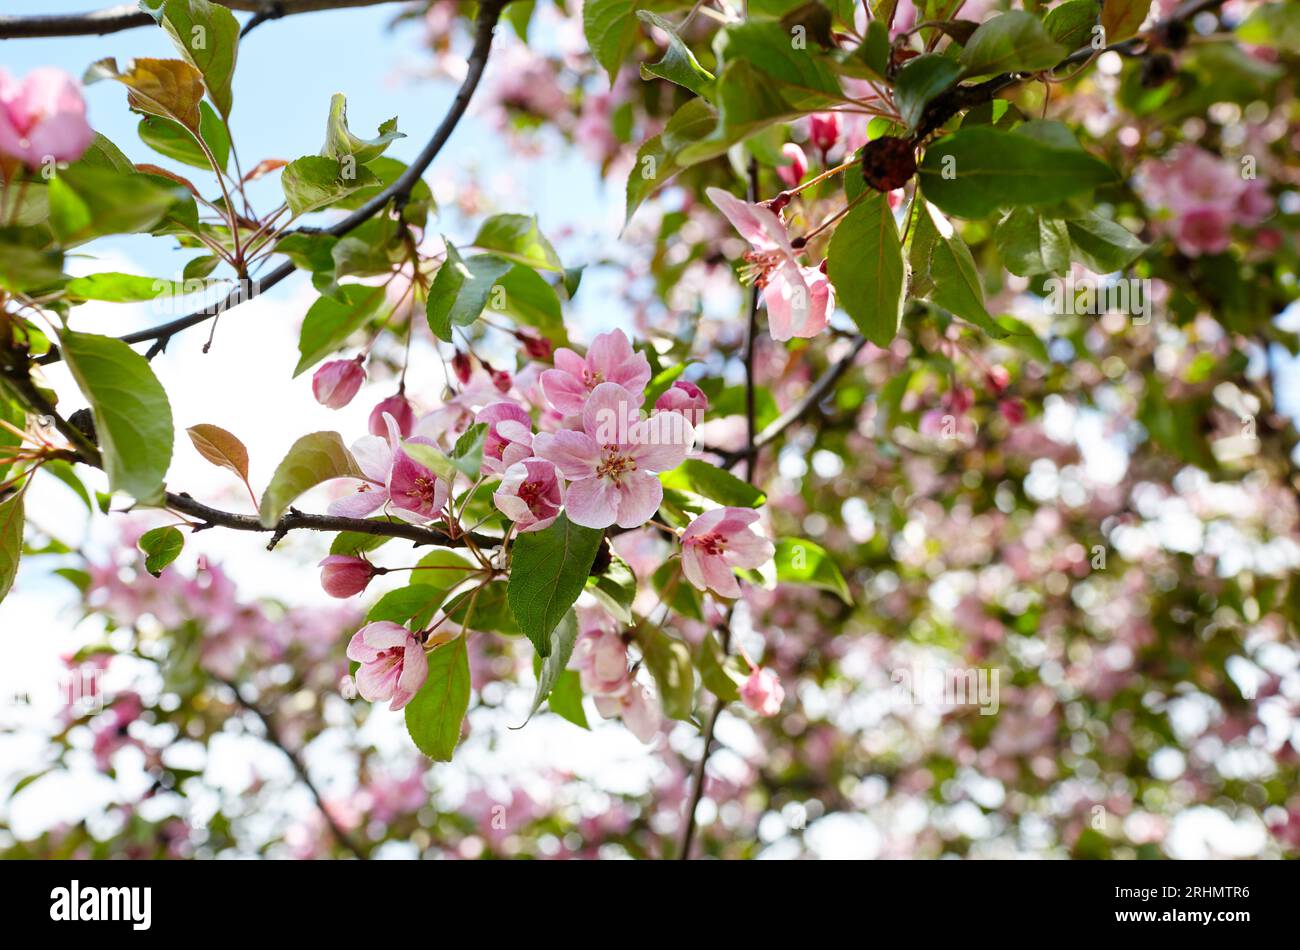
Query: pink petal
613,472,663,529
533,430,600,479
627,413,693,472
565,476,621,529
706,187,794,254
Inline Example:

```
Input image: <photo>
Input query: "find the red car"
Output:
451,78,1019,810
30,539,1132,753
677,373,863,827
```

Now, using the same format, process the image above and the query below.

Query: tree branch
0,0,403,39
37,0,508,366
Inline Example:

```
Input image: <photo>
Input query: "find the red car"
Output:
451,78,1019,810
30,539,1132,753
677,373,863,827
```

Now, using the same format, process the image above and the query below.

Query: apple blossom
492,457,563,532
369,393,415,438
740,667,784,717
655,380,709,421
319,555,376,598
680,507,775,599
540,328,651,415
346,621,429,711
808,112,841,153
533,382,693,529
568,608,631,695
0,67,95,168
776,142,808,188
477,401,534,475
313,356,366,409
593,680,661,744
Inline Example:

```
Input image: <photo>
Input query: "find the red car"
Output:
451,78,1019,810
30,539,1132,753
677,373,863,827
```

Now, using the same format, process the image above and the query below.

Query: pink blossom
680,507,775,598
387,441,449,523
477,401,533,475
776,142,808,188
655,380,709,422
327,420,396,519
319,555,375,598
327,412,447,523
706,187,835,342
312,357,365,409
493,457,563,532
568,607,631,695
0,67,95,168
740,667,784,717
346,621,428,711
808,112,841,153
594,680,661,743
1174,206,1233,257
533,382,693,529
540,328,652,415
369,394,414,438
515,330,553,360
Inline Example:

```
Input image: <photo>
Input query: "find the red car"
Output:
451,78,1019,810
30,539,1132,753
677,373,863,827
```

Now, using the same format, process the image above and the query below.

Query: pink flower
540,328,652,415
313,356,365,409
387,441,449,523
346,621,428,711
655,380,709,423
493,457,563,532
327,412,447,523
0,68,95,168
706,187,835,342
477,401,533,475
534,382,693,529
1174,206,1232,257
594,680,661,743
319,555,375,598
740,667,784,717
369,394,414,438
680,507,775,598
328,420,396,518
776,142,808,188
808,112,841,153
568,608,631,695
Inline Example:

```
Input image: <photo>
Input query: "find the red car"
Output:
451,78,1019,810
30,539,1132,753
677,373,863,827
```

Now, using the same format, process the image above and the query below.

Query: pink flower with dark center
740,667,784,717
1175,205,1233,257
655,380,709,423
328,417,397,519
369,393,414,438
808,112,841,153
680,507,775,598
319,555,376,598
0,67,95,168
594,680,661,743
327,412,447,523
777,142,808,188
346,621,428,711
706,187,835,342
540,328,652,415
387,443,449,523
533,382,693,529
313,356,365,409
493,457,563,532
477,401,533,475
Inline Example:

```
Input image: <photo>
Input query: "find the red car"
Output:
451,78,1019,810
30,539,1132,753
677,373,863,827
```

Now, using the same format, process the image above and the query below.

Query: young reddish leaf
186,424,251,484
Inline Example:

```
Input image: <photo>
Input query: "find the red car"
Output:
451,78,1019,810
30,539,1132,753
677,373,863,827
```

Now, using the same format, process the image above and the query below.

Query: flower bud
488,366,512,393
808,112,841,153
312,357,365,409
655,380,709,422
741,667,784,717
369,393,415,438
515,330,553,361
776,142,808,189
451,350,473,385
986,365,1011,393
999,398,1026,426
319,555,376,598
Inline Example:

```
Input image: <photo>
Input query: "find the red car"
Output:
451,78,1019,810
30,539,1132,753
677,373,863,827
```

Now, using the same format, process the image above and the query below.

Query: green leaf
718,20,842,103
273,231,339,272
141,0,241,119
138,525,184,577
65,272,200,303
1044,0,1100,50
322,93,404,165
0,244,64,293
473,214,562,272
960,11,1067,77
894,54,963,132
584,0,640,86
917,126,1117,219
587,554,636,624
637,11,715,98
293,284,387,376
1236,3,1300,51
424,244,512,341
259,432,364,527
506,513,605,656
48,163,188,245
0,491,24,605
698,631,746,702
659,458,766,507
449,422,487,479
61,331,174,504
652,559,705,620
525,609,582,724
994,209,1072,276
917,201,1007,338
488,265,568,345
367,551,479,628
137,100,229,170
546,669,590,729
638,621,694,720
1065,210,1148,273
1101,0,1153,44
775,537,853,604
280,155,379,216
85,55,203,129
827,191,907,346
625,97,717,224
330,524,394,557
405,636,470,761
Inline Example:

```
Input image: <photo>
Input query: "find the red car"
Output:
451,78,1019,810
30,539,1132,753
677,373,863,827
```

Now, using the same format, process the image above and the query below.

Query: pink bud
451,350,472,385
319,555,376,598
489,367,512,393
740,667,784,717
312,357,365,409
947,385,974,415
655,380,709,424
986,365,1011,393
515,330,553,361
776,143,808,189
998,398,1026,425
808,112,841,153
369,393,414,438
